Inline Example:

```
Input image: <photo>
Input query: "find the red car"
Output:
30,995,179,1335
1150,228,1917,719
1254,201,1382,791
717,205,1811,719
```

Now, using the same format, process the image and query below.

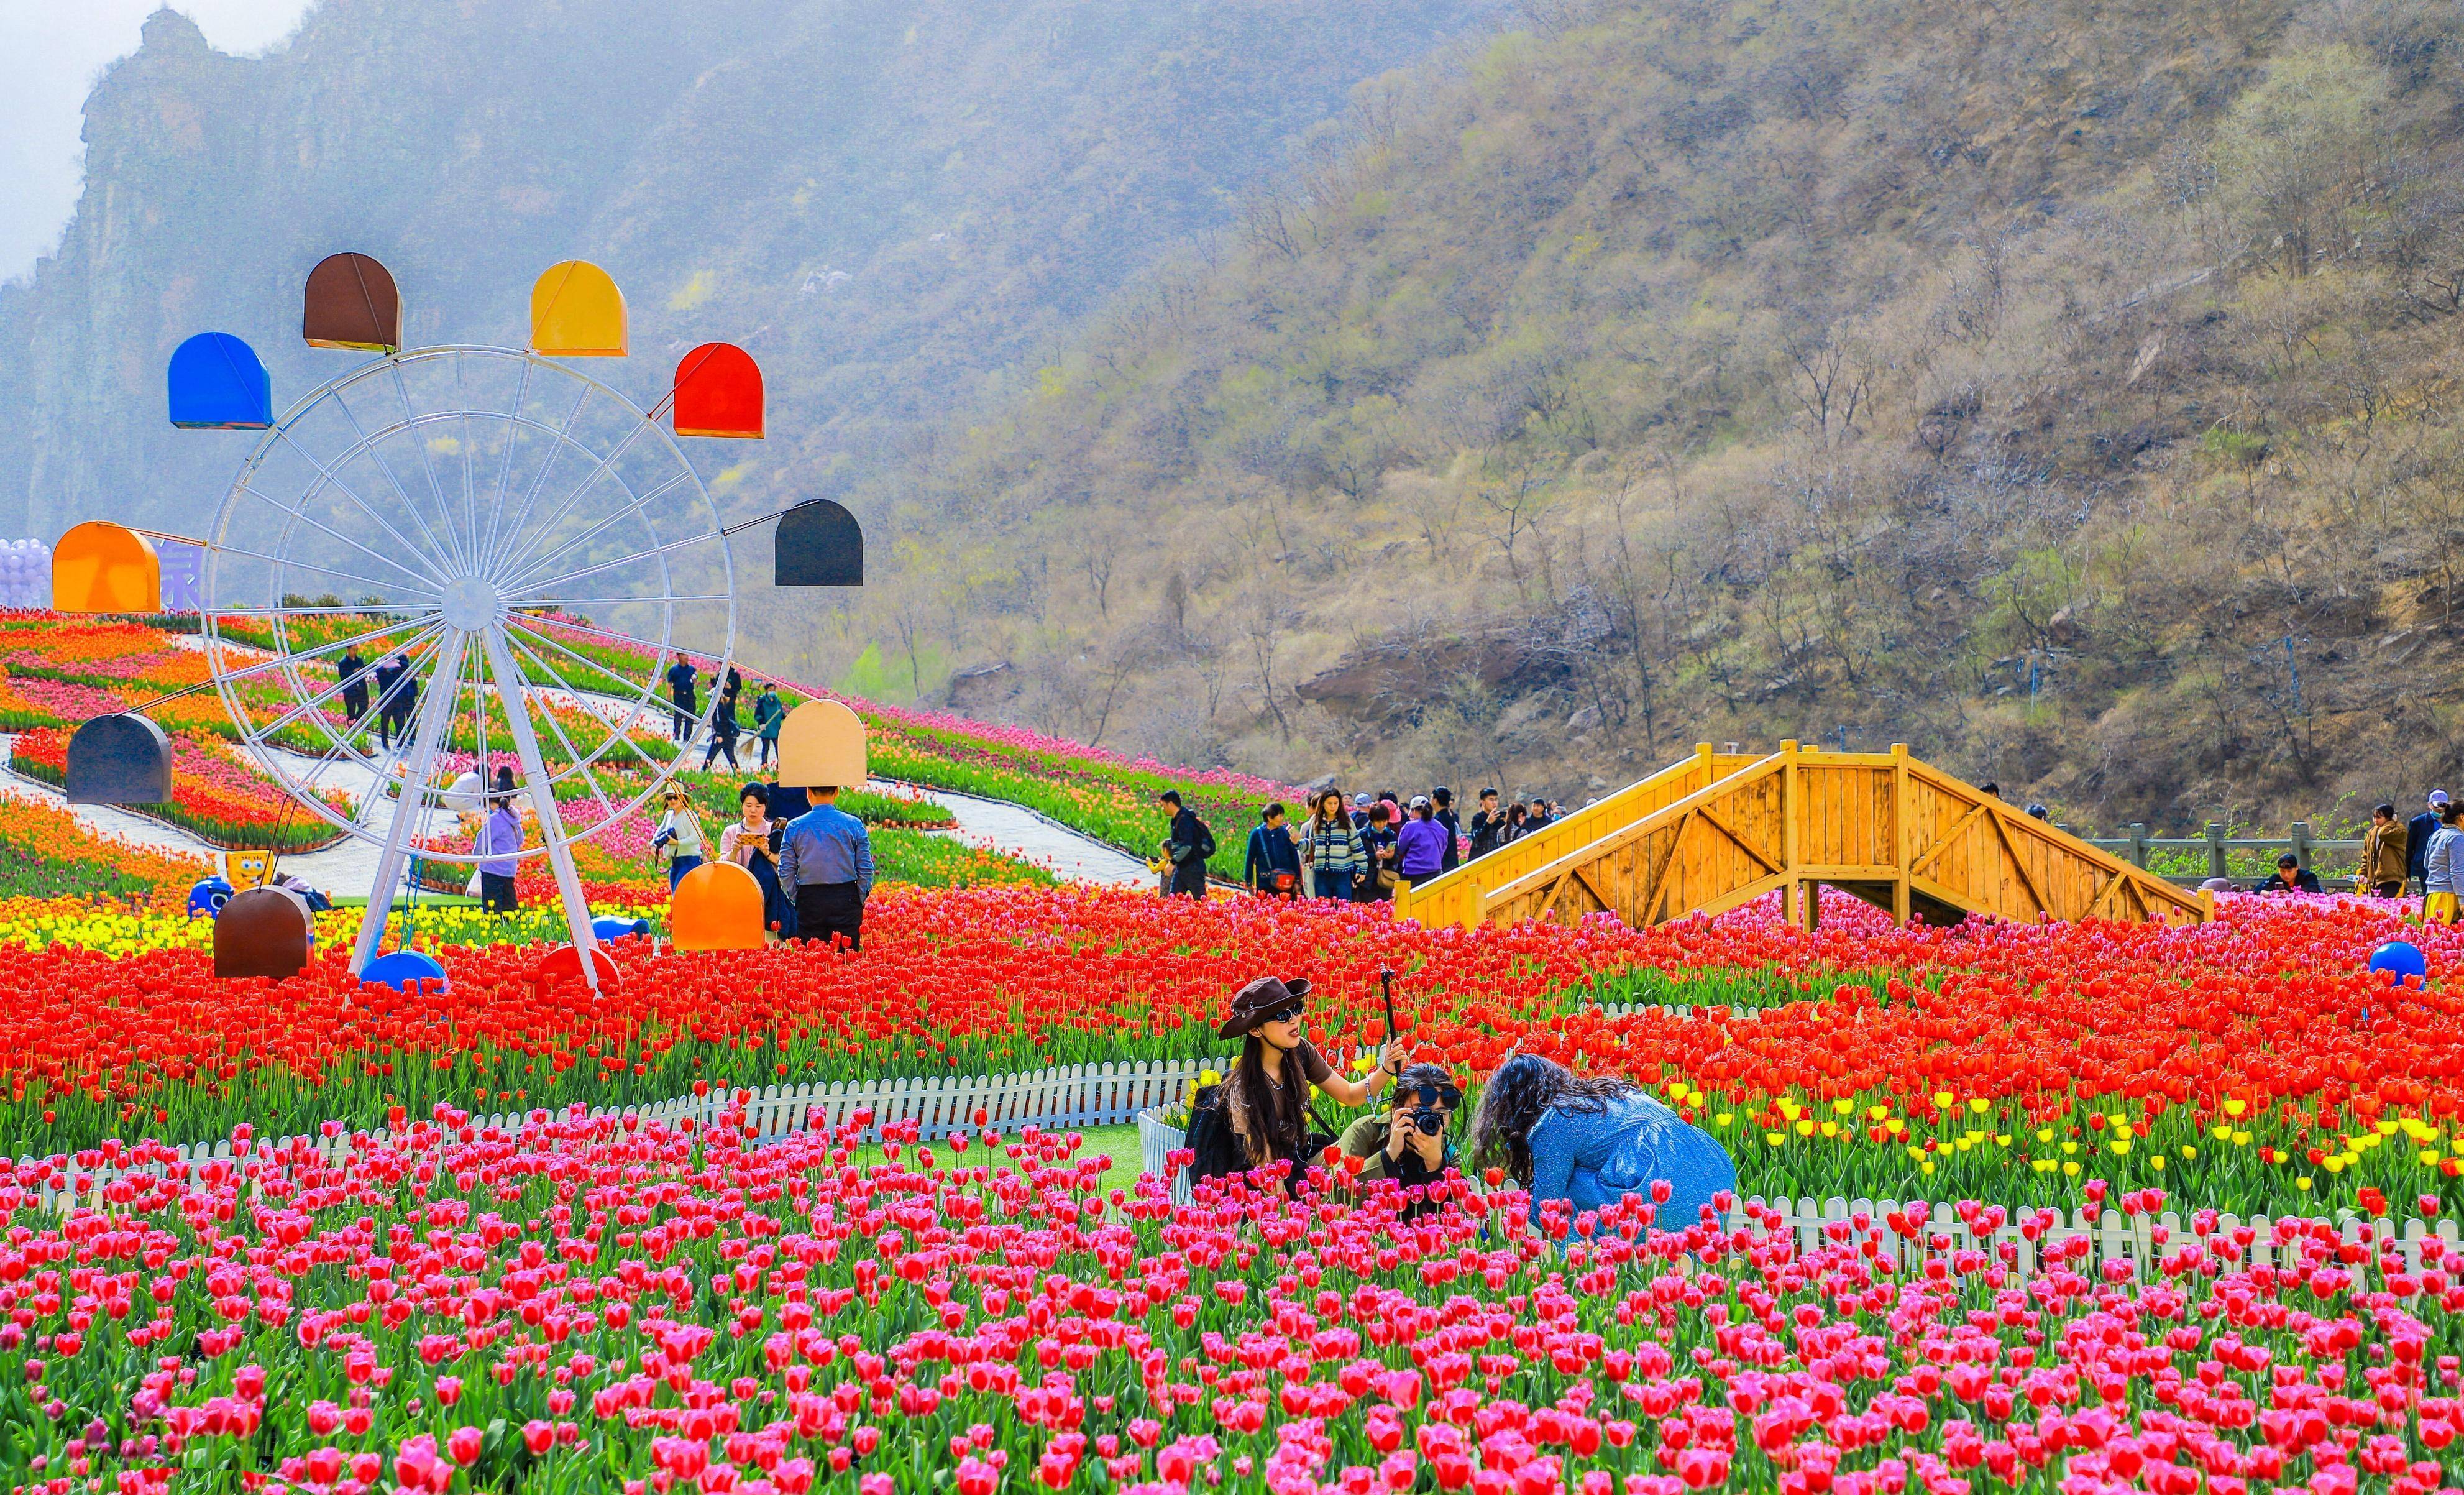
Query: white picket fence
13,1060,1229,1217
1736,1194,2463,1284
1128,1121,2455,1284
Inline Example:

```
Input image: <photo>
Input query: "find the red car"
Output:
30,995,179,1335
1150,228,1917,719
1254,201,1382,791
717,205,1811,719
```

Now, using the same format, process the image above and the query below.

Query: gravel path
876,778,1152,888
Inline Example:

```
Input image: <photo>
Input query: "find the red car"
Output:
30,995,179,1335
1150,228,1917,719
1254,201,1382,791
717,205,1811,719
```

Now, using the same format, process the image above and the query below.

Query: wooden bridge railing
1397,742,2212,931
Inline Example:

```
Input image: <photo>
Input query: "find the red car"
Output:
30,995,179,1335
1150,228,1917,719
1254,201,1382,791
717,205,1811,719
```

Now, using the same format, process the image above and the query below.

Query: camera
1410,1108,1447,1136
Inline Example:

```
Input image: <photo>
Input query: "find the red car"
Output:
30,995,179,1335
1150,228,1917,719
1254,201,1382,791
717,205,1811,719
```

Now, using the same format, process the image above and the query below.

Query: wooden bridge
1396,742,2212,931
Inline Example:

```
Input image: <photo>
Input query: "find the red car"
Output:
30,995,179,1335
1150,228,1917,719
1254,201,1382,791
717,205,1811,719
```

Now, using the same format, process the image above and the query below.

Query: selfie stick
1380,967,1399,1070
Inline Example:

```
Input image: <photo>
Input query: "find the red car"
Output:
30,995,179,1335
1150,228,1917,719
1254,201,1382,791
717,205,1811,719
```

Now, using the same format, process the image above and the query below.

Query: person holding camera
1340,1062,1461,1219
718,782,792,940
649,786,708,891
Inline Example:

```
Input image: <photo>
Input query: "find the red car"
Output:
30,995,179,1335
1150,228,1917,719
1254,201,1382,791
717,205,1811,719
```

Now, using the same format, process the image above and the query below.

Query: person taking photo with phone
718,782,791,941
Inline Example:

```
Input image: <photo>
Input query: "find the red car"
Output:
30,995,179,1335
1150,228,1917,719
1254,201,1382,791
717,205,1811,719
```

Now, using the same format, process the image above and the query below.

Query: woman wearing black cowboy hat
1189,976,1401,1190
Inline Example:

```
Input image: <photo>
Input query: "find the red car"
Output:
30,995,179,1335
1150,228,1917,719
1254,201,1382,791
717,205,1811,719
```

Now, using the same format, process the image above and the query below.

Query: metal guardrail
2056,819,2367,889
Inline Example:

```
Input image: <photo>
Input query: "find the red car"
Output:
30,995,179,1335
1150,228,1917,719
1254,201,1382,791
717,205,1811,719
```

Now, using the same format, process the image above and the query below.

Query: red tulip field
6,886,2464,1493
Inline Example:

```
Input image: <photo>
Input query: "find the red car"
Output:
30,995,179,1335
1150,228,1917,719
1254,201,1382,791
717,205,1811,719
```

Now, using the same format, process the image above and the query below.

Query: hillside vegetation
822,0,2464,832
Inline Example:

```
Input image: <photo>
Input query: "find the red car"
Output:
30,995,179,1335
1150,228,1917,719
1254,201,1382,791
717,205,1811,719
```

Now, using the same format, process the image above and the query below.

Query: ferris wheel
57,252,866,988
206,339,738,981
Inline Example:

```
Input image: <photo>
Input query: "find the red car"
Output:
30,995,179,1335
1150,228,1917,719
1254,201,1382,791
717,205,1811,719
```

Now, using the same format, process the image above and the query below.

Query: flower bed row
7,728,349,853
0,801,209,910
0,1098,2459,1494
7,888,2464,1217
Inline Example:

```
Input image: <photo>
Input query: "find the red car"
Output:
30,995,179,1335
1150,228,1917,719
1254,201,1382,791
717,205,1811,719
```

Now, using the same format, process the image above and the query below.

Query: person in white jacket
2425,803,2464,924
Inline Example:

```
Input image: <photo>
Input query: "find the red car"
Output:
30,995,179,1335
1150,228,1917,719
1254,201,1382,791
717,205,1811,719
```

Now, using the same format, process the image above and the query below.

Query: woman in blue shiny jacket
1467,1054,1736,1234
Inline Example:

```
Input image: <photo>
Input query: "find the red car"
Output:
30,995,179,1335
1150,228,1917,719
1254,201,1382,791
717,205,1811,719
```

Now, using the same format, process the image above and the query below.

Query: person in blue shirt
473,793,523,913
664,659,698,744
1467,1054,1736,1238
1243,803,1303,896
776,784,874,950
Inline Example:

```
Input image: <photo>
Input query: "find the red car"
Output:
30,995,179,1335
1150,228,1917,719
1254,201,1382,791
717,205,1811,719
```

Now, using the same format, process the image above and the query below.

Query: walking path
876,778,1151,888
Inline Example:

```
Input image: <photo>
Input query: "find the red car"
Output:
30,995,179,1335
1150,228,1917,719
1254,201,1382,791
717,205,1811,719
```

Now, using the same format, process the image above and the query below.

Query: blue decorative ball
360,950,450,995
186,876,232,919
2368,939,2428,987
593,916,652,941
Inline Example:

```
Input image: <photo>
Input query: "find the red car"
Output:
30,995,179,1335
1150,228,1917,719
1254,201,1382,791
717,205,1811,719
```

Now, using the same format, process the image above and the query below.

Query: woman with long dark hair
1467,1054,1735,1233
1189,976,1399,1189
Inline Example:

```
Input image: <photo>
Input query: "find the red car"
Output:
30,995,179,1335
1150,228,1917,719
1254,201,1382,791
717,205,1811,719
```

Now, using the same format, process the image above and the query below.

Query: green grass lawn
840,1122,1148,1194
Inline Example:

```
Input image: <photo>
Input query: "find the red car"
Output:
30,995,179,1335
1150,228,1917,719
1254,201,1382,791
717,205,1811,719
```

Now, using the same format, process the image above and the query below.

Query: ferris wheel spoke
503,622,657,755
272,431,456,587
505,592,727,610
493,469,701,596
201,611,436,687
491,523,729,601
482,416,662,585
479,357,538,576
502,615,693,773
208,545,445,604
234,482,446,599
391,360,476,574
203,600,438,618
480,377,595,589
247,620,450,745
499,629,632,825
505,609,686,681
452,352,482,580
328,387,475,583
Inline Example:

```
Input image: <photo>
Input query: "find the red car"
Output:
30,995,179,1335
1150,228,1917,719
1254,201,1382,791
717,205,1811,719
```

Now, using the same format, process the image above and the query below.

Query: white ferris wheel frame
193,344,738,988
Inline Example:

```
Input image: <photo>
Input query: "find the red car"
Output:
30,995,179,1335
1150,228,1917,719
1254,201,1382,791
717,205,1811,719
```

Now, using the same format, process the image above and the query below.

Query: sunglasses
1401,1085,1461,1110
1258,1005,1304,1024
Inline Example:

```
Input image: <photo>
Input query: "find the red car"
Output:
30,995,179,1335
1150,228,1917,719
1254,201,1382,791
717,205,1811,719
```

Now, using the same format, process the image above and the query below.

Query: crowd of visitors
1165,783,1574,901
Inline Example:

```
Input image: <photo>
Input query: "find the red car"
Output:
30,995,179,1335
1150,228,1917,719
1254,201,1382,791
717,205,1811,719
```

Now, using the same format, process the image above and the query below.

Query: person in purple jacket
1395,796,1450,888
473,793,523,913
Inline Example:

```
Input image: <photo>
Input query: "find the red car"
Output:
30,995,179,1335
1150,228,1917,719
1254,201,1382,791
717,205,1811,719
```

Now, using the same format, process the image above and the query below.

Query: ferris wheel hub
440,576,503,632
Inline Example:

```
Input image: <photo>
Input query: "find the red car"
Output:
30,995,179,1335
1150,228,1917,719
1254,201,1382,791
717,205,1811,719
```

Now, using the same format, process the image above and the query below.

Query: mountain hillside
828,0,2464,832
0,0,1500,538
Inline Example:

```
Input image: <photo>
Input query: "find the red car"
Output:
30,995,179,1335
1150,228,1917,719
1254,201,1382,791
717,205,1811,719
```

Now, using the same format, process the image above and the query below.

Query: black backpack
1193,817,1216,862
1183,1085,1247,1184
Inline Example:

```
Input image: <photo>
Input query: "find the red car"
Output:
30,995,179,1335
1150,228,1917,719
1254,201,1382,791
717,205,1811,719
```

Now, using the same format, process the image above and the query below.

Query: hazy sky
0,1,317,283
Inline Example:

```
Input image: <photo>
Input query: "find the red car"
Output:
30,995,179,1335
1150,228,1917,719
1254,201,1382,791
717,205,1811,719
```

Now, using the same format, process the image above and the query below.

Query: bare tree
1780,316,1872,447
